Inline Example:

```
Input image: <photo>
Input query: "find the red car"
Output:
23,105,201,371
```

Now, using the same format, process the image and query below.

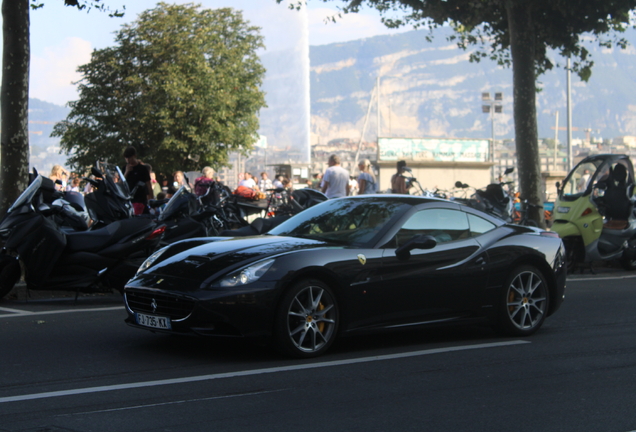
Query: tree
0,0,124,217
52,2,267,176
289,0,636,226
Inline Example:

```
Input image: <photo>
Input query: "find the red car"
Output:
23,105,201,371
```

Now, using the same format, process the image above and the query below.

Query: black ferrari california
124,195,566,358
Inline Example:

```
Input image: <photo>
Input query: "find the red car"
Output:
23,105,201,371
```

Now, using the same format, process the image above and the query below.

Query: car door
361,206,490,328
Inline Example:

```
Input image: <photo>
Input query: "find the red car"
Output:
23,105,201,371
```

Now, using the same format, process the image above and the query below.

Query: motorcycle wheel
562,237,583,274
619,247,636,270
0,258,21,299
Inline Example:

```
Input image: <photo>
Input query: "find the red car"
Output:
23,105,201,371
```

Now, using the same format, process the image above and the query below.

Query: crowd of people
47,147,411,217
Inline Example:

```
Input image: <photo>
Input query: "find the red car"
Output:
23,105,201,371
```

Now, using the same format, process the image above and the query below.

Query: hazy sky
27,0,410,106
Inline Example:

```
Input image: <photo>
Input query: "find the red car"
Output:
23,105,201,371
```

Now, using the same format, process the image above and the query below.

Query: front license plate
136,312,171,330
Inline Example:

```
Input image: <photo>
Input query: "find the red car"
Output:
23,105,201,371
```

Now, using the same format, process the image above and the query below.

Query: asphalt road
1,267,636,432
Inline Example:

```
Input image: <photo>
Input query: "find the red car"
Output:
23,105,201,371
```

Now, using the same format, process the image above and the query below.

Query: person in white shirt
259,172,273,192
272,175,284,189
239,172,258,190
321,154,350,198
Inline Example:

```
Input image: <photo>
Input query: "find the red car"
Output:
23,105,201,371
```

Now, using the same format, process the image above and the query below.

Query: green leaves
53,3,265,174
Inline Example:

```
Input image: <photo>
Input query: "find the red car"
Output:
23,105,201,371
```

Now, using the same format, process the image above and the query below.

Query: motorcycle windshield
96,162,131,201
158,187,187,222
8,175,42,213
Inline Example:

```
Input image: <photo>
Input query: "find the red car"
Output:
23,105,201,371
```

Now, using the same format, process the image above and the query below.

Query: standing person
123,146,153,215
321,154,350,198
349,176,359,196
49,165,69,191
357,159,378,194
168,170,191,196
272,175,284,189
194,166,216,196
391,160,409,194
259,172,273,192
239,172,259,191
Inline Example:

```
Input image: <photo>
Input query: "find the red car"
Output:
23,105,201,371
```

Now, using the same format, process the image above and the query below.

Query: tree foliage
288,0,636,226
52,2,266,175
0,0,124,216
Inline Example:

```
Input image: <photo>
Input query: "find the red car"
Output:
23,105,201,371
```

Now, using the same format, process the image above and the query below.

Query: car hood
133,235,330,287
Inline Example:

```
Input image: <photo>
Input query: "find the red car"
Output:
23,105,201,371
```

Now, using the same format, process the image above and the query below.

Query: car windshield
268,198,410,246
8,175,42,213
561,159,604,198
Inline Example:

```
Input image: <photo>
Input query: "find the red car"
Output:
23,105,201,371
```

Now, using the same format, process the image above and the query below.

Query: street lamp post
482,92,503,181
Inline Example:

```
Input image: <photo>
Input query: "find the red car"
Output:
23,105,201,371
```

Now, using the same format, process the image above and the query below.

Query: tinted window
467,213,496,236
394,208,469,245
269,198,409,246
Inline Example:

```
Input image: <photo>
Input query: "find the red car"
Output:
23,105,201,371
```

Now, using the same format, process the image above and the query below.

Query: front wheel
495,265,549,337
0,258,21,300
273,279,339,358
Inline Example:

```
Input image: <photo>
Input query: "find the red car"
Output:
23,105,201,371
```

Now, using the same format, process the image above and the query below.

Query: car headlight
137,247,168,274
214,259,275,287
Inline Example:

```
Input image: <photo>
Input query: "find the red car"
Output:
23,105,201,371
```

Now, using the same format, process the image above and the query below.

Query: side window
467,213,496,236
394,208,470,246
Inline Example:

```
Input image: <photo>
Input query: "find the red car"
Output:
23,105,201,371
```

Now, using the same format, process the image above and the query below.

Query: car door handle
475,257,486,266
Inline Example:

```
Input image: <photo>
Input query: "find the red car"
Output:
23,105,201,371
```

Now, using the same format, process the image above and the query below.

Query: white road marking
57,389,287,416
0,306,124,318
0,340,529,404
568,274,636,282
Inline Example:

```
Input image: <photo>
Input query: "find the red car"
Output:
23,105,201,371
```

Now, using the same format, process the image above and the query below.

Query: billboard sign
378,137,489,162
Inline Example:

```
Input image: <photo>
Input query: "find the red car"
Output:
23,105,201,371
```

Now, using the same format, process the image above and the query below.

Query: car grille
125,289,195,321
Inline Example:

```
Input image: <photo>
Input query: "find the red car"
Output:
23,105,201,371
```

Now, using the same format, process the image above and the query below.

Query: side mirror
91,166,104,178
395,234,437,260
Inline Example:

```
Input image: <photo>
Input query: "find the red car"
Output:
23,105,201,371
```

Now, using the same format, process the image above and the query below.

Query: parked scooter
0,171,165,299
551,154,636,272
551,154,636,271
454,168,516,223
84,162,237,245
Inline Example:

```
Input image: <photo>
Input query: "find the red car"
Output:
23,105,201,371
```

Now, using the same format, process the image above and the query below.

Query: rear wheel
620,243,636,270
495,265,549,337
274,279,339,358
562,237,582,274
0,258,21,300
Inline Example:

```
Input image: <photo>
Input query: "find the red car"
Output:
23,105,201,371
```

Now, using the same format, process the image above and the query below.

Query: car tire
274,279,339,358
0,258,20,300
495,265,549,337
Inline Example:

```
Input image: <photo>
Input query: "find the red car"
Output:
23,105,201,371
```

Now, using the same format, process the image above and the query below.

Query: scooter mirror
455,181,464,188
504,167,514,175
91,167,104,178
555,181,560,190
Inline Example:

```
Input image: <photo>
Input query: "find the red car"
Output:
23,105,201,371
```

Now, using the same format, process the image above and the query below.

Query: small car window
394,208,470,245
467,213,496,236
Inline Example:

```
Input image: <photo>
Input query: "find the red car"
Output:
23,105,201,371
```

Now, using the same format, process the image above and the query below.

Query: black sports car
124,195,566,358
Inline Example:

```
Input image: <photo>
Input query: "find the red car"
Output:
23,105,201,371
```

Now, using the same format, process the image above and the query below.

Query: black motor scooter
0,171,165,299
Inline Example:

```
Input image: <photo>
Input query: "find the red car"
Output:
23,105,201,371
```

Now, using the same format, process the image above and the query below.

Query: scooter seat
65,218,156,253
604,219,629,230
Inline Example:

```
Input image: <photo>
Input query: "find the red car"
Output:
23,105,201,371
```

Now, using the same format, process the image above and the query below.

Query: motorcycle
453,168,516,223
551,154,636,272
0,171,165,299
84,162,239,245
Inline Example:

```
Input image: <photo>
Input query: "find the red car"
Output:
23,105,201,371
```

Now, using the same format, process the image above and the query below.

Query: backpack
234,185,258,200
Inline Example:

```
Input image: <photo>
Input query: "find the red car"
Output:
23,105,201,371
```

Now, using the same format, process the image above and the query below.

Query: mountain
308,27,636,144
28,99,70,174
25,27,636,172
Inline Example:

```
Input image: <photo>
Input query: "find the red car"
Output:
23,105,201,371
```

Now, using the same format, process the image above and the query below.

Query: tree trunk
505,0,545,227
1,0,30,217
